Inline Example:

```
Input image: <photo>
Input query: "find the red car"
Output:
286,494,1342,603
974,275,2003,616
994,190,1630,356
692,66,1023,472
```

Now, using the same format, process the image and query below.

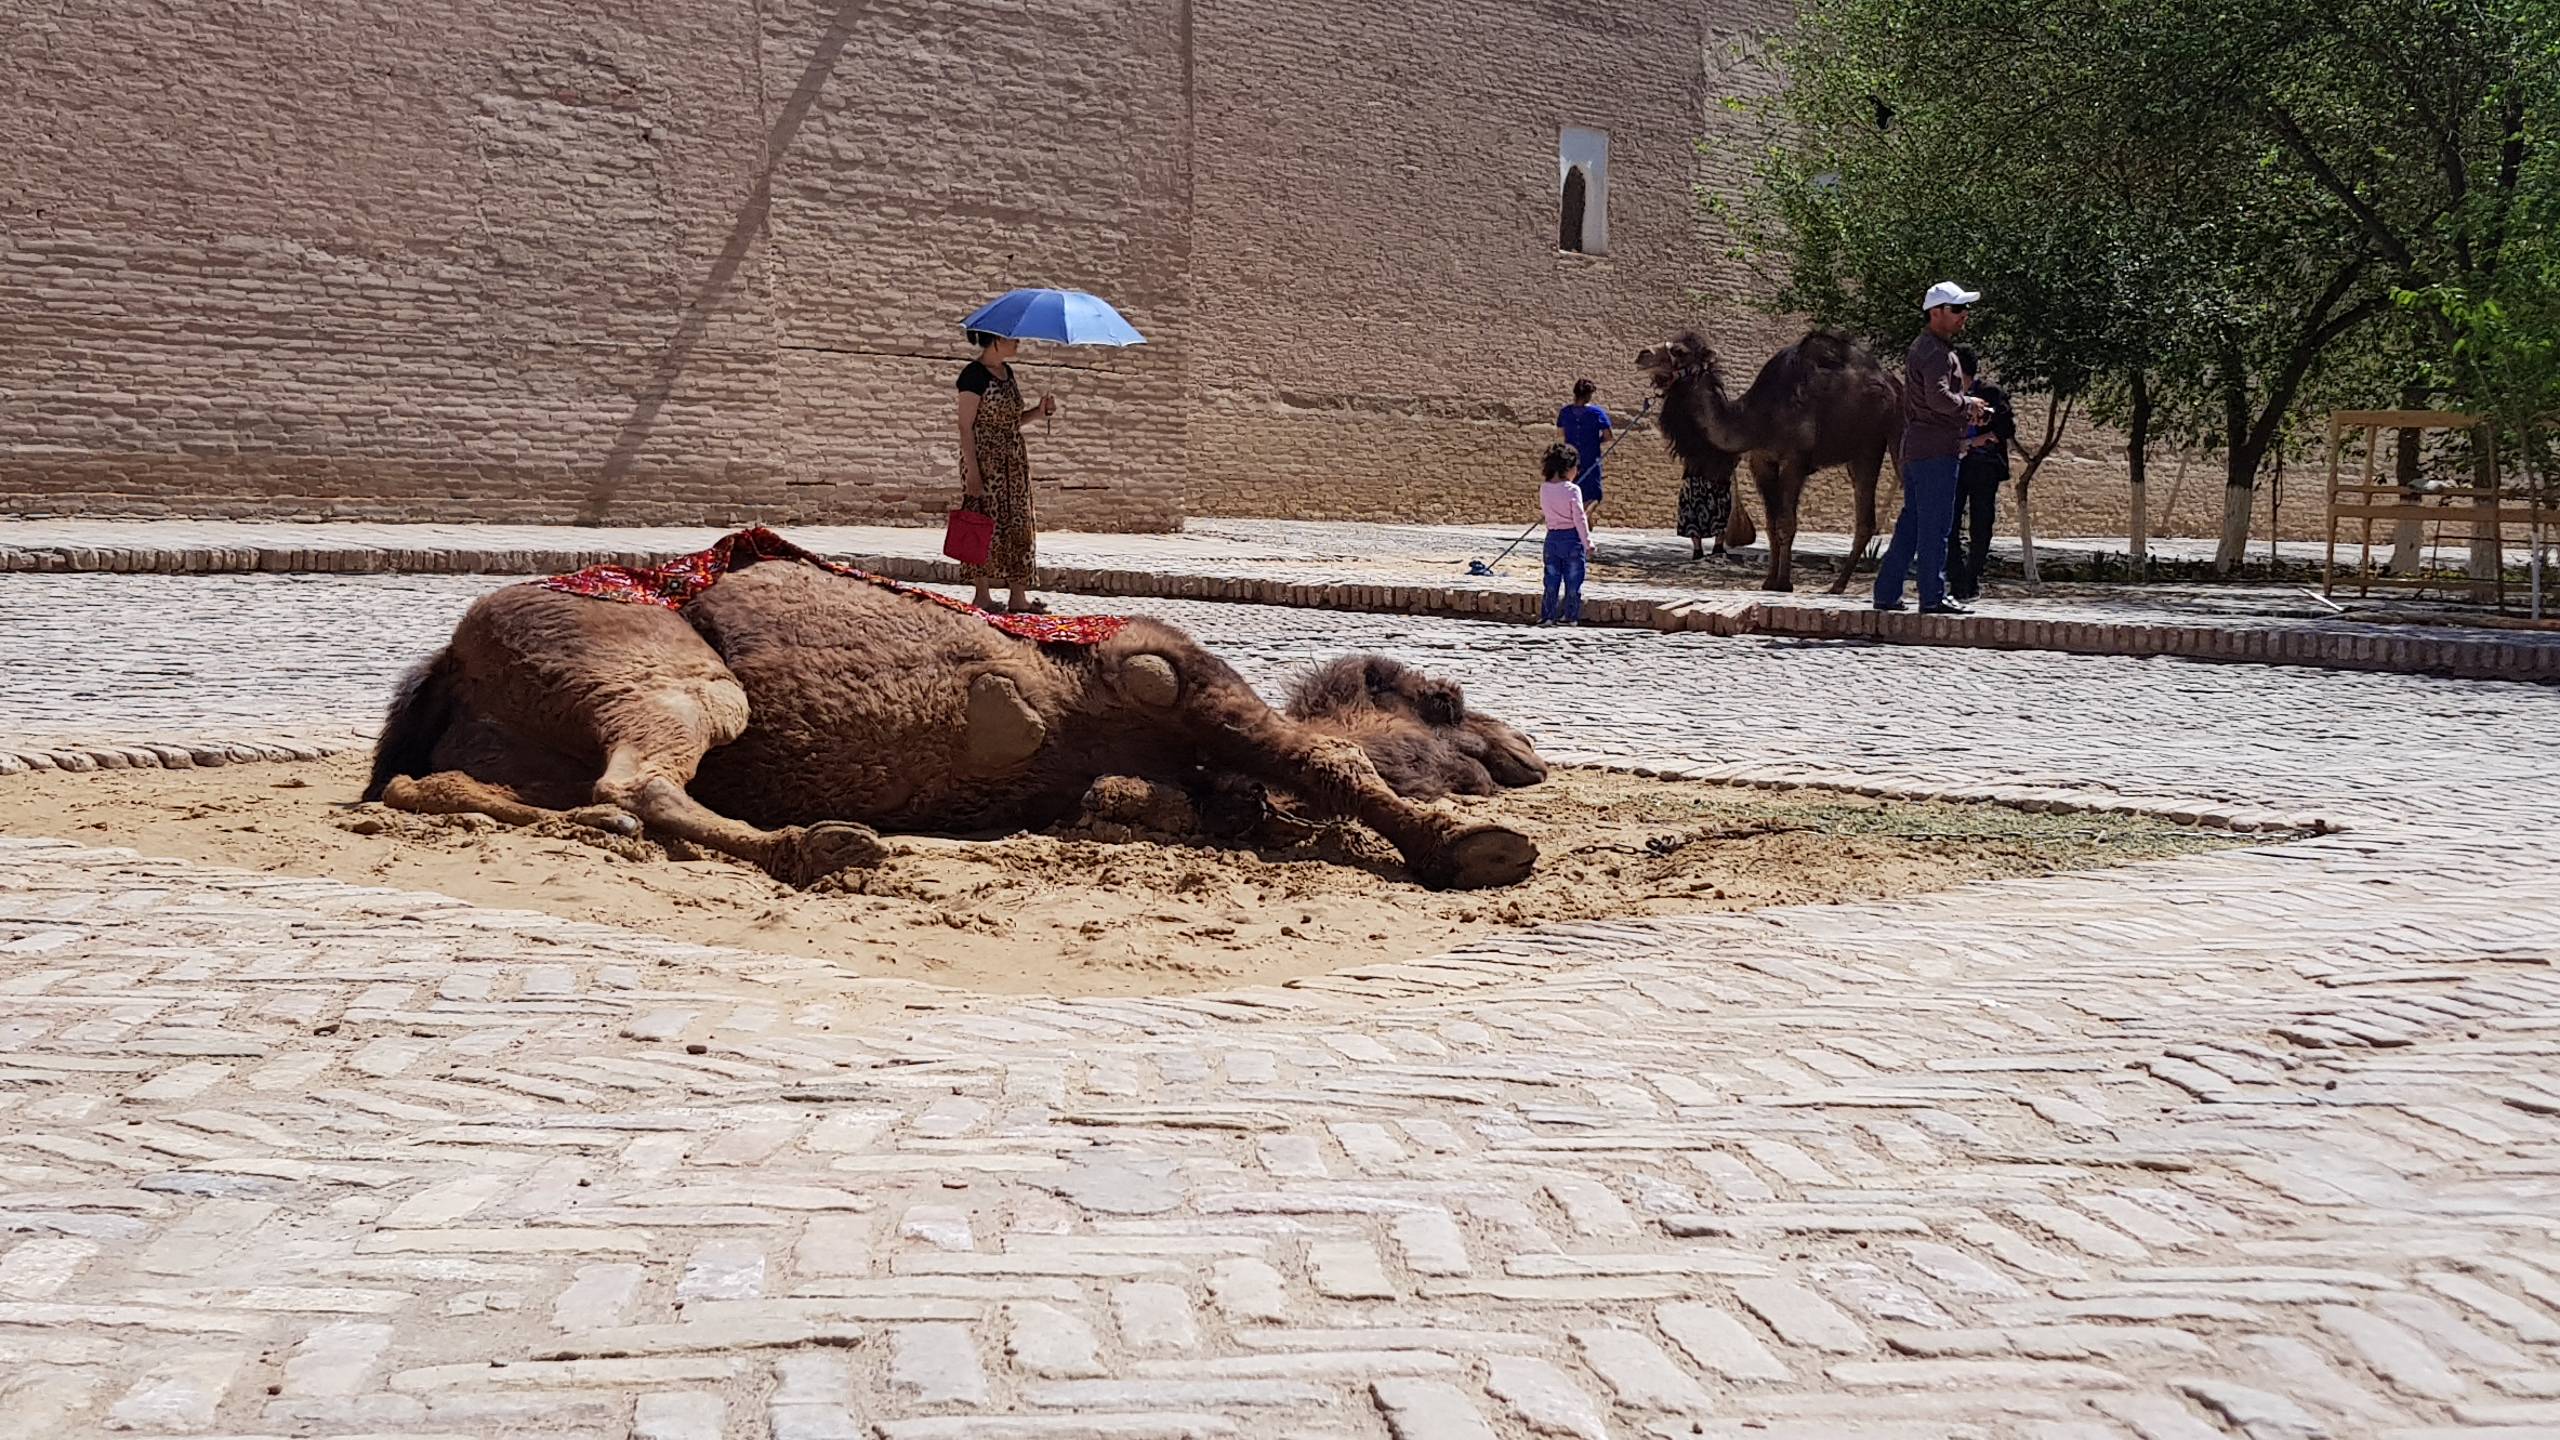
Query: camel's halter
1466,396,1656,576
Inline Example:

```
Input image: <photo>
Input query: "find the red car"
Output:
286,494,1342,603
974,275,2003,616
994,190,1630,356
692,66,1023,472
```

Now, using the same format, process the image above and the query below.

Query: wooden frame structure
2324,409,2557,613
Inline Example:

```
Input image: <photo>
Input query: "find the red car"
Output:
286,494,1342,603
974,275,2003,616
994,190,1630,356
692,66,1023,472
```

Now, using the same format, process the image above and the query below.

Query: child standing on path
1538,442,1594,626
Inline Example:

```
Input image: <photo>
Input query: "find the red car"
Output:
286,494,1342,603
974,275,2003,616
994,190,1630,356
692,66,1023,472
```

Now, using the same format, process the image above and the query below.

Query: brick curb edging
1547,749,2340,836
0,731,365,777
5,539,2550,682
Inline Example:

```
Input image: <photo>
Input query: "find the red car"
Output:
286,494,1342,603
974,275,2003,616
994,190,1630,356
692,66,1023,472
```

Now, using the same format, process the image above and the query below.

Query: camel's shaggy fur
365,565,1542,890
1285,655,1547,801
1637,329,1903,593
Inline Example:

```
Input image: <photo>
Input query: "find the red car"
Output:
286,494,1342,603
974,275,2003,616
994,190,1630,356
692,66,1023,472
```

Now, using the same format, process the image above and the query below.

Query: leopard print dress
959,363,1037,589
1677,461,1733,545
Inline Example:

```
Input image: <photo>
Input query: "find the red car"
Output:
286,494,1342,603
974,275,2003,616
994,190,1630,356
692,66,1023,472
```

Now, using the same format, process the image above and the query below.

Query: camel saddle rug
537,525,1129,647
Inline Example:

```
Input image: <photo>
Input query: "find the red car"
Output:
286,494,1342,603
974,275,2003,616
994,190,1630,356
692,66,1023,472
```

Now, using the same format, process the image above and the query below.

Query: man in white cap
1873,281,1990,614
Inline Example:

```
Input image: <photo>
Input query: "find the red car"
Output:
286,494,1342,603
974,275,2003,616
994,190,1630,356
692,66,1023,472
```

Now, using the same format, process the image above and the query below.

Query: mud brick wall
1183,2,1801,530
1,1,2294,542
0,0,1188,530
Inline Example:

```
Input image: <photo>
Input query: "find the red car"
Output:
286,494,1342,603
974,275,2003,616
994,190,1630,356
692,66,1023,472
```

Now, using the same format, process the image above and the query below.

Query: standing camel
1636,330,1902,593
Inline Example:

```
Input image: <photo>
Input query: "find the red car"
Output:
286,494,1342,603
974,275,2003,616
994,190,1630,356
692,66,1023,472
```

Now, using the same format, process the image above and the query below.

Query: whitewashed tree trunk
2388,515,2424,575
2388,403,2425,575
2470,442,2503,604
2213,484,2253,574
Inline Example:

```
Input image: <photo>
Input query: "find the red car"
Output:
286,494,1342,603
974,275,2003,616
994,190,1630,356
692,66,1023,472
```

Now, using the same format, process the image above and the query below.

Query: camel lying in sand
364,550,1545,890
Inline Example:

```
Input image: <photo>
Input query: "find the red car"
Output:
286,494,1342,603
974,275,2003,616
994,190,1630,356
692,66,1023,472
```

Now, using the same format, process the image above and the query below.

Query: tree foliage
1728,0,2555,568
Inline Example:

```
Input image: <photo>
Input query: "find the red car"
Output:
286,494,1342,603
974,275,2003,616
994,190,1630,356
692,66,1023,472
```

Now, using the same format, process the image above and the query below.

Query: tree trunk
2018,483,2040,582
2388,381,2427,574
2528,442,2549,620
2215,484,2254,573
2157,449,2190,538
2213,445,2266,575
2469,433,2503,604
2125,370,2151,572
2211,343,2255,576
2013,389,2079,586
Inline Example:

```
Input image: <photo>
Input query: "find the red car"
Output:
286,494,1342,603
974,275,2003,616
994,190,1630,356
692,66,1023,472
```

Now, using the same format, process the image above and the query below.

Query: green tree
1732,0,2552,575
2393,23,2560,601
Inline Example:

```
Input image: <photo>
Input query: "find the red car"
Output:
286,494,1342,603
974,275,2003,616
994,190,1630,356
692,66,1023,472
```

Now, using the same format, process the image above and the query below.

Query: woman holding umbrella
953,288,1147,616
956,329,1056,614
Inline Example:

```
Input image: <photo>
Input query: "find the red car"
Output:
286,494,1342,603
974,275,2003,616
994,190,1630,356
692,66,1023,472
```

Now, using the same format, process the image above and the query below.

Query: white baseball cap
1923,281,1981,311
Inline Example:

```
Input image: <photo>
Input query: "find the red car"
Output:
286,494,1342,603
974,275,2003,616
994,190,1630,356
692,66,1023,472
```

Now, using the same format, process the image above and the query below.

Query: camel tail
363,648,459,801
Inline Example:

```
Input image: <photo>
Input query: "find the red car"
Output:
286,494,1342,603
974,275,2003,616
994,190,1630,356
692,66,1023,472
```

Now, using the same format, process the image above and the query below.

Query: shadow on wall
579,0,874,526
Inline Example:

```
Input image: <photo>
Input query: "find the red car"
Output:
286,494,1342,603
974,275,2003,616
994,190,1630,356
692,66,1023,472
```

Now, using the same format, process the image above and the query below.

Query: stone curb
4,539,2550,683
0,732,364,777
1548,749,2343,837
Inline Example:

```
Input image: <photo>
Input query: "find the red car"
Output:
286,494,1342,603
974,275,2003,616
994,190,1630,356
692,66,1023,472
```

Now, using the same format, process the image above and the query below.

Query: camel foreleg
380,771,640,837
1102,633,1535,890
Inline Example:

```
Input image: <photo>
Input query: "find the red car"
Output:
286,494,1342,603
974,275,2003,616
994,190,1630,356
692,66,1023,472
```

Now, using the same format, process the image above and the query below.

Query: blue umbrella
962,288,1146,347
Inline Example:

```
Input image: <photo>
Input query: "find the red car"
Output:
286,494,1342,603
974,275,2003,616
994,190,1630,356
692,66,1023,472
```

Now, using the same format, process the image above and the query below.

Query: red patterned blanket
536,526,1129,647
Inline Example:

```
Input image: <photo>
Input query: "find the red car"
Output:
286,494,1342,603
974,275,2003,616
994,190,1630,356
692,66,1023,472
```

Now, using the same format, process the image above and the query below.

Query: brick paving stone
5,580,2560,1438
633,1389,729,1440
1572,1324,1717,1413
1482,1354,1614,1440
1372,1378,1505,1440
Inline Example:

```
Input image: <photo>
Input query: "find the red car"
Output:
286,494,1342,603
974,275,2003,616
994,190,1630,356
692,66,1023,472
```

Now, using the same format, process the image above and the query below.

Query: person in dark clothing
1944,347,2016,603
1873,281,1989,614
1554,378,1613,510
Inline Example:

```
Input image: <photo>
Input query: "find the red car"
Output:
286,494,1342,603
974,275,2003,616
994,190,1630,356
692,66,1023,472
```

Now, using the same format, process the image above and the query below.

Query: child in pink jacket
1537,442,1594,625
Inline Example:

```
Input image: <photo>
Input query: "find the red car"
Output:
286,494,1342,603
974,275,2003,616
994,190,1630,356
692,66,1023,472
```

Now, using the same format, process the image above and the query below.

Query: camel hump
1795,329,1861,370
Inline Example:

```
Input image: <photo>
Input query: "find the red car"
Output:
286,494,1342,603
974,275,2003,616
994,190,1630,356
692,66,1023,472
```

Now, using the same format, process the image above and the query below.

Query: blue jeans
1541,529,1587,623
1874,456,1961,610
1576,470,1603,509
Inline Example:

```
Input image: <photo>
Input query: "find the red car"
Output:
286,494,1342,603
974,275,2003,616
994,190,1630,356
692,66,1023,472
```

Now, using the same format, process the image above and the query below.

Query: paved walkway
3,580,2559,1438
5,519,2556,684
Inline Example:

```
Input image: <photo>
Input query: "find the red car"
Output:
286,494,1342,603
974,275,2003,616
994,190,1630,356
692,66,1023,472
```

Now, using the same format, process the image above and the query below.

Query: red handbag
943,506,994,567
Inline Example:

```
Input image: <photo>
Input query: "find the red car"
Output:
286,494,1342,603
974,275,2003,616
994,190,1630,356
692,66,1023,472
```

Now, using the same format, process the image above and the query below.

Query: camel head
1634,332,1721,394
1637,332,1757,458
1288,654,1465,728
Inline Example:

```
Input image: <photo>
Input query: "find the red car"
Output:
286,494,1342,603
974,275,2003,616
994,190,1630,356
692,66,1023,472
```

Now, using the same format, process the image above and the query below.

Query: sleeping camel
364,531,1544,890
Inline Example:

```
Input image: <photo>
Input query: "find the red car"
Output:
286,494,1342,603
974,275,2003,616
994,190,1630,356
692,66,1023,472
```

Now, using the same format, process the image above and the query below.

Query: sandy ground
0,753,2248,996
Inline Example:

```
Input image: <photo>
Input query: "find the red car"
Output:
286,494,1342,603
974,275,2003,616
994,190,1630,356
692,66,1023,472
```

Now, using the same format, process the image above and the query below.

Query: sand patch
0,752,2250,996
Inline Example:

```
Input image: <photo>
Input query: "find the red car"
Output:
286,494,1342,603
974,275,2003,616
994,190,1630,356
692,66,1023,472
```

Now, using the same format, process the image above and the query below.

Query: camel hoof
1417,823,1538,891
566,804,642,837
1762,577,1795,593
1121,653,1181,708
1081,775,1199,834
964,673,1048,770
772,821,887,887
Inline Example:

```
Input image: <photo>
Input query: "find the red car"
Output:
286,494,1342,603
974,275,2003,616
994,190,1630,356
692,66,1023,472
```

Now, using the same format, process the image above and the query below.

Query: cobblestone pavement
4,576,2560,1438
9,516,2539,625
16,520,2556,691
